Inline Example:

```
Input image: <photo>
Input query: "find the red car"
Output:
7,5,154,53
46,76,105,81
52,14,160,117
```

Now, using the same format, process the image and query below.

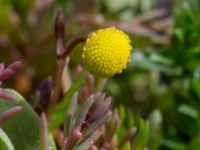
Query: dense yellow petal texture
82,27,132,77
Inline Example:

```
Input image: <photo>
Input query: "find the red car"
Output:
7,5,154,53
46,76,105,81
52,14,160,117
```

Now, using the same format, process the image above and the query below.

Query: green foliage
121,142,131,150
49,71,88,130
117,105,150,149
0,128,14,150
0,2,13,32
1,0,200,149
0,90,56,150
75,130,101,150
148,110,162,150
105,0,200,149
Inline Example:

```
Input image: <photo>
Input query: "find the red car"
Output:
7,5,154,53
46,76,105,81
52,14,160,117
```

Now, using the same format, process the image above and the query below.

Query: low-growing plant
0,10,149,150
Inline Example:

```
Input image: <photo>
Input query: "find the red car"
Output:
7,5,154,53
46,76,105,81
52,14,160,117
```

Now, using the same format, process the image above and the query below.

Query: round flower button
82,27,132,77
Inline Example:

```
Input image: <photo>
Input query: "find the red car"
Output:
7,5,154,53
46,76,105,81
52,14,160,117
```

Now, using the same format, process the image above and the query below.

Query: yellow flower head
82,27,132,77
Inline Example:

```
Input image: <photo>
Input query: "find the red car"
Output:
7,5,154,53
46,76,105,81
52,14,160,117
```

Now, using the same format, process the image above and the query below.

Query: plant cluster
1,0,200,150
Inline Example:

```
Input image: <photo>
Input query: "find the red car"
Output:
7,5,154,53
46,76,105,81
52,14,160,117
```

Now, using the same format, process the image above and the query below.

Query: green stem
95,78,108,92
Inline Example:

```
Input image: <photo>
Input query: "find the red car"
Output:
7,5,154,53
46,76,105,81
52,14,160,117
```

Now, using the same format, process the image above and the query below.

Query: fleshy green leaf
121,142,131,150
133,119,149,150
75,130,101,150
178,104,199,119
0,128,14,150
161,139,186,150
0,89,57,150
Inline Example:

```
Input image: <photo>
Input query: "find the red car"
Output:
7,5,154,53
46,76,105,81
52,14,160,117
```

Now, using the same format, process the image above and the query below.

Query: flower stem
95,78,108,92
48,10,86,109
62,37,86,59
48,59,65,108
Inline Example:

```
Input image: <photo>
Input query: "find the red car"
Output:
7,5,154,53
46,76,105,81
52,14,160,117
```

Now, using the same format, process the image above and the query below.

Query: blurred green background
1,0,200,149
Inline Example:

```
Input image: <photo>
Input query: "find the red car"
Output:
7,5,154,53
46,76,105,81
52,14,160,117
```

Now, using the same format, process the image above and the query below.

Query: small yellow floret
82,27,132,77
